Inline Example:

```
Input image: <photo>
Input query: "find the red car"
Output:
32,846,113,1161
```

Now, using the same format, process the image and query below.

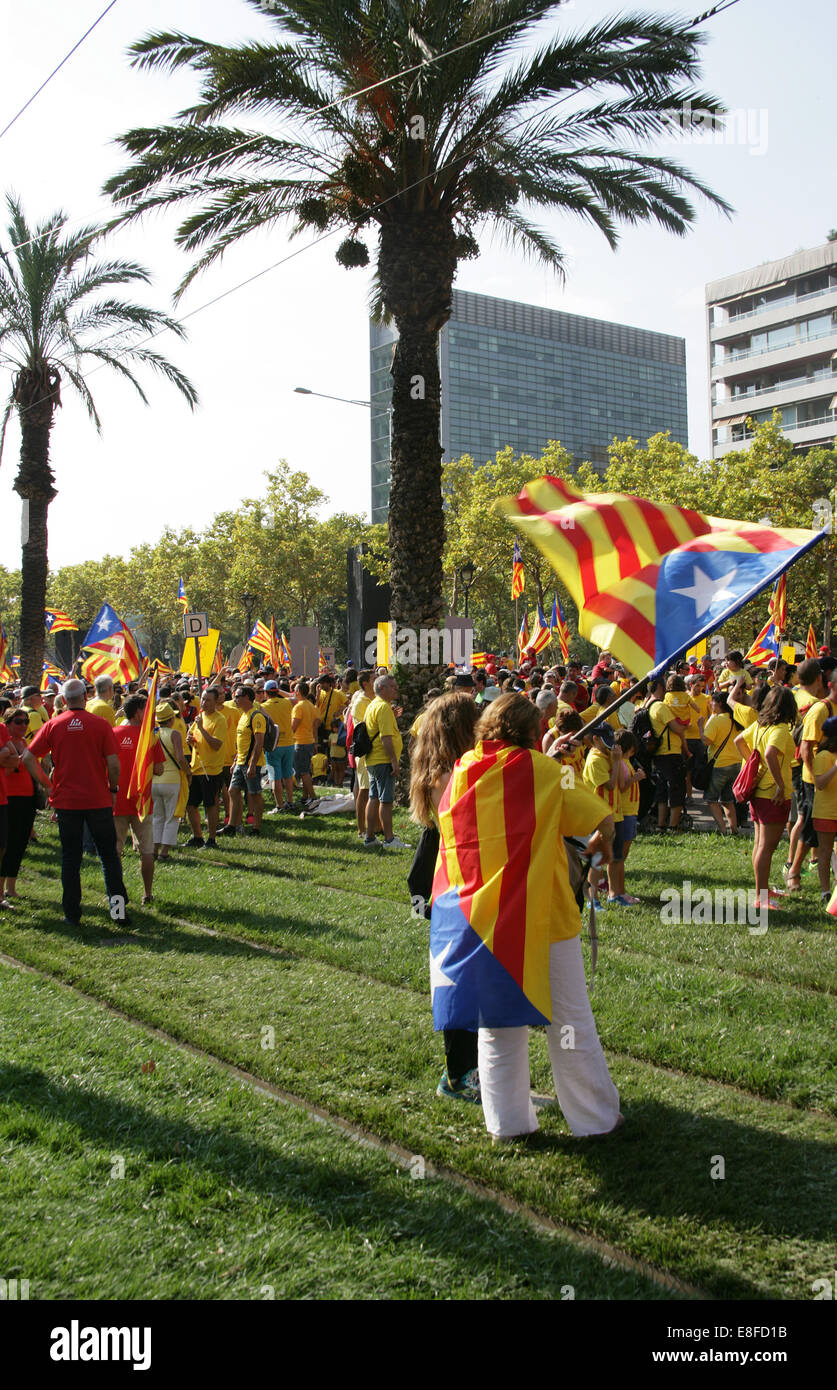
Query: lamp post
294,387,392,520
458,560,476,619
240,591,257,646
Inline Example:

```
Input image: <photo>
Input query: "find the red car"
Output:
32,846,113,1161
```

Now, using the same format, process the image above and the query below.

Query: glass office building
370,289,687,522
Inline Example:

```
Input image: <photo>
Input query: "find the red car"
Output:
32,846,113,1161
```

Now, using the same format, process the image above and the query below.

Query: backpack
631,704,661,757
249,708,278,754
336,722,347,748
350,721,374,758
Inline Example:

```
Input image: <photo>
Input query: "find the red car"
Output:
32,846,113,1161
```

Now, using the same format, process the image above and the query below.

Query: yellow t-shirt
409,709,426,739
812,750,837,820
86,697,116,726
221,701,240,765
664,692,691,746
365,695,403,766
315,687,347,729
311,752,329,778
580,703,620,731
801,699,837,784
351,690,371,723
622,760,640,815
718,667,752,690
741,722,794,799
235,708,266,768
649,700,678,754
189,709,228,777
702,712,741,768
683,692,709,739
731,700,757,729
291,699,318,746
329,730,347,760
582,747,622,821
262,696,293,748
22,704,50,744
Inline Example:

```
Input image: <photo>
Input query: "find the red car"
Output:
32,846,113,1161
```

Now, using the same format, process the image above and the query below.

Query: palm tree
0,195,198,683
104,0,729,628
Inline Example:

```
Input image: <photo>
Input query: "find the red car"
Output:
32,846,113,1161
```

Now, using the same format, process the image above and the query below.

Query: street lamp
458,560,476,619
294,385,374,409
240,591,257,645
294,386,392,521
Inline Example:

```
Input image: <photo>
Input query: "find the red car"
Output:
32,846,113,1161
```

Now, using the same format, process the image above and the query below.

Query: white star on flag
97,615,115,633
672,564,738,620
429,941,455,1002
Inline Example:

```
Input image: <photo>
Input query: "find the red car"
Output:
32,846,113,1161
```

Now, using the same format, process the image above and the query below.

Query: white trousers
152,783,181,847
478,934,620,1138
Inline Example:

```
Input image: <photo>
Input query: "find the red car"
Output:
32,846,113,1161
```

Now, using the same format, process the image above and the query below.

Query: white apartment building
707,239,837,458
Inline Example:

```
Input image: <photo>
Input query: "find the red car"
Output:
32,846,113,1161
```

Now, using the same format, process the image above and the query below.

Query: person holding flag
430,692,620,1142
113,693,164,904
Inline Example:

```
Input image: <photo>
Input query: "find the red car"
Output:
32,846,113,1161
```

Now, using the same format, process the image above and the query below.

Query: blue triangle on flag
430,888,550,1031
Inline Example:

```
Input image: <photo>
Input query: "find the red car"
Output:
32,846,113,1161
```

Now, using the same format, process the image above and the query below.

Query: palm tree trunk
14,388,57,686
378,215,458,630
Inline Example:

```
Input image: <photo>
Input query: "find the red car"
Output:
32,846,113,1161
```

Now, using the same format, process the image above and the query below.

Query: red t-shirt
111,723,162,817
29,708,118,810
0,724,9,806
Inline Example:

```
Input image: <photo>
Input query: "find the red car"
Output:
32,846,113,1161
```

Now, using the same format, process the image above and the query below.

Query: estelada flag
44,607,78,633
768,574,787,634
551,594,570,662
511,539,524,600
177,578,188,612
745,616,781,666
127,666,160,819
248,619,272,658
429,740,605,1029
269,617,281,670
80,603,142,683
806,624,818,659
529,603,552,654
280,632,292,667
498,478,825,678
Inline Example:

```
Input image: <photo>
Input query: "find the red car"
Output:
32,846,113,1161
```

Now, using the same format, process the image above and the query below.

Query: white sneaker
381,835,409,849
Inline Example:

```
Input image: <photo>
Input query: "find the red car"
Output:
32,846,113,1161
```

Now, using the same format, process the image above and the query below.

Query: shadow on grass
0,1061,665,1300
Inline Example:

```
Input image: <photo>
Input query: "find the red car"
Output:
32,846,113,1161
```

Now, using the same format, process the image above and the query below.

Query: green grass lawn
0,807,834,1300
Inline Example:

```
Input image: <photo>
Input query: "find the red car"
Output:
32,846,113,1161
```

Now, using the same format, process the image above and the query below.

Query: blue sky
0,0,834,571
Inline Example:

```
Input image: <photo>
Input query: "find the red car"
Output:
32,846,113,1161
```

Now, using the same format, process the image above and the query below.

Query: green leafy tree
0,195,198,683
104,0,728,631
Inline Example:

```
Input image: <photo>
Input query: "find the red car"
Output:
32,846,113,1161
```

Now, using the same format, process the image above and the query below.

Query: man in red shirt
29,678,128,927
112,694,164,906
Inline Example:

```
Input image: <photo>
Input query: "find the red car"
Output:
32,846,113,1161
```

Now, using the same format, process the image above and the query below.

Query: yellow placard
781,644,797,665
686,638,707,661
180,629,220,676
376,621,394,668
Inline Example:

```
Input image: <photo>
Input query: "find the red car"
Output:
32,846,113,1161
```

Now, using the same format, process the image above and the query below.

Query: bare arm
21,748,51,790
106,753,121,792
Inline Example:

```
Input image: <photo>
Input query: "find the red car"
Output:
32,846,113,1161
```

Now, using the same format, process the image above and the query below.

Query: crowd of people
0,635,835,1144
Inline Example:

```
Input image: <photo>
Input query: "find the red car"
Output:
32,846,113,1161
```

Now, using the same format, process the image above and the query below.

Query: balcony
713,409,837,456
712,372,837,419
711,328,837,381
710,284,837,342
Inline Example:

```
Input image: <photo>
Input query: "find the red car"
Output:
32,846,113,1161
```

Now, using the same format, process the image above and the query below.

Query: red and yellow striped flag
429,739,608,1029
768,574,787,634
511,539,524,600
127,666,159,819
499,477,825,678
806,624,818,659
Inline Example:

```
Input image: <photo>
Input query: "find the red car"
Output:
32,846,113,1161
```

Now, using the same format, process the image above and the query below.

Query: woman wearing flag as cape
429,692,621,1142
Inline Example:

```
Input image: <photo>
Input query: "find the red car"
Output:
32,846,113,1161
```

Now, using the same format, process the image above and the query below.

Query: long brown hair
409,692,480,827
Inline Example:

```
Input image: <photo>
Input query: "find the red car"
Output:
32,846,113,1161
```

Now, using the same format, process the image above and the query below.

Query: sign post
183,612,210,688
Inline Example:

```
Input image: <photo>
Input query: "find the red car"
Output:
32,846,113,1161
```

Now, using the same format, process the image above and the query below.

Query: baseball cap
21,685,39,699
264,680,279,692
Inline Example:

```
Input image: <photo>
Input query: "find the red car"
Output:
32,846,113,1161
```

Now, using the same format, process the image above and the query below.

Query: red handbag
732,748,761,803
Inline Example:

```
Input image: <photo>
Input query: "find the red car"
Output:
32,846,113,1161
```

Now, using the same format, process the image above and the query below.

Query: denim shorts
230,764,263,797
368,763,395,804
293,743,316,777
266,746,294,780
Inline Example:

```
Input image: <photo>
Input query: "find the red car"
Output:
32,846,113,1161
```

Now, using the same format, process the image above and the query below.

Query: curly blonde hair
409,692,480,827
